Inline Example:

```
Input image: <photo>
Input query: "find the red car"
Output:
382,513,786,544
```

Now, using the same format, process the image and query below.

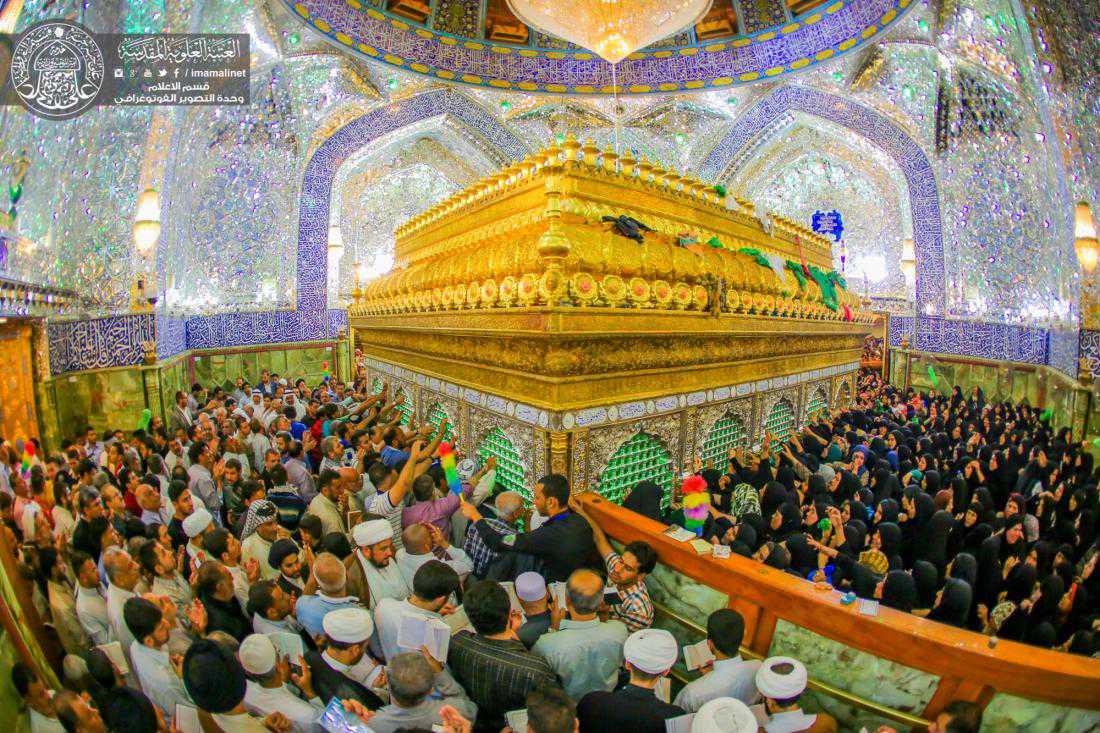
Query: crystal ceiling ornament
505,0,712,64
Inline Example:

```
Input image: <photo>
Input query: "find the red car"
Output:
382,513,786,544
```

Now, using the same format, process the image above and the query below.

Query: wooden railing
577,493,1100,718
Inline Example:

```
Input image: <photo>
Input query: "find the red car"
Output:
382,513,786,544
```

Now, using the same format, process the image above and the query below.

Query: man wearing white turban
576,628,686,732
344,519,410,609
691,697,758,733
755,656,836,733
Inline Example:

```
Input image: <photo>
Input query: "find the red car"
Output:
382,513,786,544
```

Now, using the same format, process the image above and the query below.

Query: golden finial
561,134,581,162
620,149,637,177
602,144,618,173
581,138,600,167
638,155,653,183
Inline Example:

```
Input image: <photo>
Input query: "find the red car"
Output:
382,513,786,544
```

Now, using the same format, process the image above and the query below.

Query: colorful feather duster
680,474,711,536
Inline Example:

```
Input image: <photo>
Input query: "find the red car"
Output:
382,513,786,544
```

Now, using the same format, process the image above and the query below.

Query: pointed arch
476,427,529,503
176,88,529,351
701,412,749,467
597,432,675,508
700,85,944,314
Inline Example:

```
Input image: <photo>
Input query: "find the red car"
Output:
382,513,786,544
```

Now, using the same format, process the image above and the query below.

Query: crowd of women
630,371,1099,655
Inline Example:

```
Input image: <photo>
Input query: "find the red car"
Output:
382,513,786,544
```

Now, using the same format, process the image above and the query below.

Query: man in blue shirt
294,552,360,639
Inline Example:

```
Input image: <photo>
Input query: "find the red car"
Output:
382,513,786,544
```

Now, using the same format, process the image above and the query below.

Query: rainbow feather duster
680,474,710,536
438,442,463,495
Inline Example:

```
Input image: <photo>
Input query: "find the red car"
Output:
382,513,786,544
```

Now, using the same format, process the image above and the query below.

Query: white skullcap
691,697,757,733
238,634,277,675
21,502,40,540
352,519,392,547
62,654,89,684
514,572,546,602
182,508,213,538
755,656,808,699
456,459,477,482
623,628,678,674
322,607,374,643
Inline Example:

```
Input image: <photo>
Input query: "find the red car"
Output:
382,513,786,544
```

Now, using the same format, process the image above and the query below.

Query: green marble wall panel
891,352,1081,431
190,343,337,390
0,629,28,732
157,355,190,420
42,366,151,445
981,692,1100,732
768,619,939,732
646,561,729,631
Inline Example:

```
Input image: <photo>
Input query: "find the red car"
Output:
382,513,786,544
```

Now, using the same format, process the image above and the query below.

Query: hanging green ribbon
706,236,724,249
806,264,839,311
826,270,847,290
784,260,807,288
737,247,771,268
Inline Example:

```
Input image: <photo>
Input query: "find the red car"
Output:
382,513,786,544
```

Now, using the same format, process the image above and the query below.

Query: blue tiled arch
169,89,529,355
699,85,945,314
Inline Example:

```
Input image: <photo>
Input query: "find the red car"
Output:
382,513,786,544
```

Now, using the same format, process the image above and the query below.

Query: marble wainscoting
766,620,939,732
645,560,729,633
981,693,1100,732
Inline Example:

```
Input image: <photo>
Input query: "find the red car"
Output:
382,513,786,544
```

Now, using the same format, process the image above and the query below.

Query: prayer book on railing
689,538,713,554
662,526,696,542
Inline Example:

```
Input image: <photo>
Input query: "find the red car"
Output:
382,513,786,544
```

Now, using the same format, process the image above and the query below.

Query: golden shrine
349,137,872,492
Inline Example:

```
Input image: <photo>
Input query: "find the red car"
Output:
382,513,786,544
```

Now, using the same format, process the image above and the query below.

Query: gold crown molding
351,137,868,326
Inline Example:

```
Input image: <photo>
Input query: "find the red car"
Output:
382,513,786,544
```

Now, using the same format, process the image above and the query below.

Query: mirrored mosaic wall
0,0,1094,351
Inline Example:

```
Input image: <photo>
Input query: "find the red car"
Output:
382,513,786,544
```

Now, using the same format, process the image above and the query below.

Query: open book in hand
548,581,568,610
267,631,305,661
683,639,716,671
397,611,451,662
500,581,525,615
505,709,529,732
174,704,201,733
441,604,473,634
96,641,130,675
654,676,671,704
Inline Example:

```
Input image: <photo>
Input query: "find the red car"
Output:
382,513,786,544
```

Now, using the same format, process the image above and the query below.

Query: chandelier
506,0,713,64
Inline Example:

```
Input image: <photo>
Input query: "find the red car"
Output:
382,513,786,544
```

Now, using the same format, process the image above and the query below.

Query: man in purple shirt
401,472,462,537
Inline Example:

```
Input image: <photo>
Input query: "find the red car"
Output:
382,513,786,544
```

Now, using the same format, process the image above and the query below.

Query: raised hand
187,599,207,634
262,712,291,732
438,706,473,733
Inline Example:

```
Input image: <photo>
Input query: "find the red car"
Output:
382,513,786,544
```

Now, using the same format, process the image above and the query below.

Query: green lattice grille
477,428,530,504
394,387,413,426
425,403,455,444
370,377,384,395
702,414,748,467
765,399,796,450
805,388,828,422
597,433,674,509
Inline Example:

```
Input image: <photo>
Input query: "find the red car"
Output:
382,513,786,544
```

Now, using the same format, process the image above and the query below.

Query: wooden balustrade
576,492,1100,716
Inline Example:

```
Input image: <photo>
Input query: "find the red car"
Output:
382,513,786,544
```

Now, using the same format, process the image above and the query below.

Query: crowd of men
2,367,963,733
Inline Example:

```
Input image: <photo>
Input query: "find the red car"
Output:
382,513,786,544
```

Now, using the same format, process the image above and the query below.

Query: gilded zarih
349,135,872,410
